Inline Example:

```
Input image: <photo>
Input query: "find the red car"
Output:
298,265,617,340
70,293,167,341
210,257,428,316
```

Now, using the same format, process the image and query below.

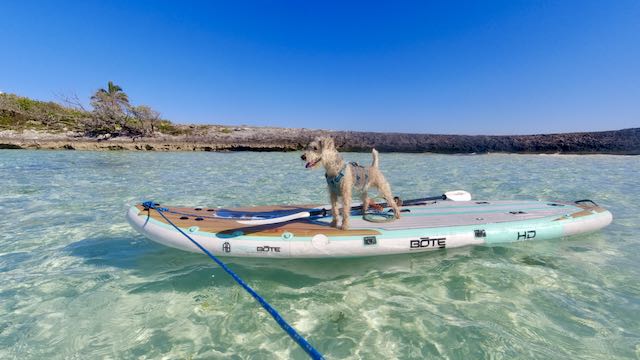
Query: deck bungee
127,195,612,259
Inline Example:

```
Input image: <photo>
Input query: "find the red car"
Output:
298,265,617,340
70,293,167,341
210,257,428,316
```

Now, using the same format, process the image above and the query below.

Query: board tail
371,148,379,168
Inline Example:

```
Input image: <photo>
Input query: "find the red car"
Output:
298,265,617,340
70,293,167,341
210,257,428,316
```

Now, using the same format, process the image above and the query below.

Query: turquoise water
1,150,639,359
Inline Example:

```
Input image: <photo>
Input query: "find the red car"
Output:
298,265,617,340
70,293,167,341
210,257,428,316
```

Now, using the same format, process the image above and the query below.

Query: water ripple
0,150,638,359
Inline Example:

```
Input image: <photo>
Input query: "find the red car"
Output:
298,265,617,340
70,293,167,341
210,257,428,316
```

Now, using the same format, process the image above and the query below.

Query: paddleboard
126,199,612,258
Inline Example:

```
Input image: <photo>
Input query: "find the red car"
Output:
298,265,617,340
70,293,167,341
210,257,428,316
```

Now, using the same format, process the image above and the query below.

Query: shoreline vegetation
1,83,639,154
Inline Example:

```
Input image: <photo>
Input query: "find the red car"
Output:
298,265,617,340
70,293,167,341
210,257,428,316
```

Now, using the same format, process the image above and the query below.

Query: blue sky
1,1,638,135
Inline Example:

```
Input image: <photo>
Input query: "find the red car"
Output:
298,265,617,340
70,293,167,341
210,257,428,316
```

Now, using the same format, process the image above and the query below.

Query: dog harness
325,162,369,193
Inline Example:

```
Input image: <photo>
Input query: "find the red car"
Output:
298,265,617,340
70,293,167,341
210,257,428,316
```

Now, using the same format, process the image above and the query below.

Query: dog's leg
340,188,352,230
360,192,369,216
379,182,401,219
329,192,339,228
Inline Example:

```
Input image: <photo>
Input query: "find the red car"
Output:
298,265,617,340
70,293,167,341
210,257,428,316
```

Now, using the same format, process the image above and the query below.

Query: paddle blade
444,190,472,201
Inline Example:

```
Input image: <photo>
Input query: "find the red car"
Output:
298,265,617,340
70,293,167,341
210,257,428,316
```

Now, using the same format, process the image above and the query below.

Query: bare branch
55,92,88,111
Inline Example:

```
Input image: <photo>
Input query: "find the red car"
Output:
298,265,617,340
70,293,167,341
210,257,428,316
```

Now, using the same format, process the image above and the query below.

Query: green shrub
0,92,181,137
16,97,36,111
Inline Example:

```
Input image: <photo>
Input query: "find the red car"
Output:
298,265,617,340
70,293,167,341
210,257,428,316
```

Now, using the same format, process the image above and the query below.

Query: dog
301,137,400,230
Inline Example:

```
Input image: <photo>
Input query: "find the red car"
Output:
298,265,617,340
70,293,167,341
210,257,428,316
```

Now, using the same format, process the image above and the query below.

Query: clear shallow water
0,150,639,359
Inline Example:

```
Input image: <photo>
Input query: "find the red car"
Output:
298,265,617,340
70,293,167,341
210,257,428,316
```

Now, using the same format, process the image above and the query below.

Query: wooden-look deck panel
136,205,381,237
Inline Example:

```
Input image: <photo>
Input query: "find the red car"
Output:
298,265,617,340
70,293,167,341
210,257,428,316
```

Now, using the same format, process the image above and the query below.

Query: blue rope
141,201,324,360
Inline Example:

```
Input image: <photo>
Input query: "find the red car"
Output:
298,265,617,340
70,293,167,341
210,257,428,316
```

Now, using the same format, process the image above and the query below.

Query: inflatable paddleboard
126,199,612,258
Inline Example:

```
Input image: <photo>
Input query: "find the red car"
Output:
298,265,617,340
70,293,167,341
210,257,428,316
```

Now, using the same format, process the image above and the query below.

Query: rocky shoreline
1,127,639,154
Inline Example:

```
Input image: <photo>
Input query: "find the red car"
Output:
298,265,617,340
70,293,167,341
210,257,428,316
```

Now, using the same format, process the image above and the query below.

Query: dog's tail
371,148,379,168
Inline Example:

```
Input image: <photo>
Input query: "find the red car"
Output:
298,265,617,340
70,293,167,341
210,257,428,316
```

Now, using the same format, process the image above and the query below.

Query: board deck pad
136,200,601,237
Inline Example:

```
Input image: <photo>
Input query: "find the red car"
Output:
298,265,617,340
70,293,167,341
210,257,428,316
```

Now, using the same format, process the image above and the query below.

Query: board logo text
257,246,281,253
410,237,446,249
517,230,536,240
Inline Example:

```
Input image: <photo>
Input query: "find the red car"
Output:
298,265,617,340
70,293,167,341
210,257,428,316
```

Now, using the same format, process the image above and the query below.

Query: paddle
236,190,472,226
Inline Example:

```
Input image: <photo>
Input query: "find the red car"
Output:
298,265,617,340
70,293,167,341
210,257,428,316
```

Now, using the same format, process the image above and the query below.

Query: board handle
575,199,599,207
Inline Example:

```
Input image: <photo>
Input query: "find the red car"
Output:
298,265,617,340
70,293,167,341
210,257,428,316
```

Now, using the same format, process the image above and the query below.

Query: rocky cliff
1,126,639,154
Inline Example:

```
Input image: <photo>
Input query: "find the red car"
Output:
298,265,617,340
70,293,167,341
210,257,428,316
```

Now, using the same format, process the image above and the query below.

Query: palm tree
89,81,131,135
91,81,129,111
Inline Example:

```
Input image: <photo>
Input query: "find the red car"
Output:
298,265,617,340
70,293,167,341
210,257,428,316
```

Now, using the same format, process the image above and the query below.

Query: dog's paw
330,220,338,228
340,223,350,231
394,211,401,219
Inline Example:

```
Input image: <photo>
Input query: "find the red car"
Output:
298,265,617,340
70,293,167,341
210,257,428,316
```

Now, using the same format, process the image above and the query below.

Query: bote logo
222,242,231,253
257,246,281,253
410,237,446,249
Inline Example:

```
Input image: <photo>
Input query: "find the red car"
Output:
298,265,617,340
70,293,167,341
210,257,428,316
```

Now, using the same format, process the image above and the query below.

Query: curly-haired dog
301,137,400,230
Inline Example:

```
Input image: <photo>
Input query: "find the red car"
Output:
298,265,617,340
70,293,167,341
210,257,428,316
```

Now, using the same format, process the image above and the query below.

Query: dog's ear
320,137,335,150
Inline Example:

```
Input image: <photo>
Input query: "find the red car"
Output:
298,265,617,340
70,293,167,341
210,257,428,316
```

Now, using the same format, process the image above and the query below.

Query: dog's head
301,137,337,169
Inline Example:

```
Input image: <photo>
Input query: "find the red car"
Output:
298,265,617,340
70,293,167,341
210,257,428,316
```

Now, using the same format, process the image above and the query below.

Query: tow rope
141,201,324,359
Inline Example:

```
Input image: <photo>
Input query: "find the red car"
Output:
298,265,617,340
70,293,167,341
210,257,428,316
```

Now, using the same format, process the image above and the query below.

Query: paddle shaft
307,194,446,216
235,191,470,225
